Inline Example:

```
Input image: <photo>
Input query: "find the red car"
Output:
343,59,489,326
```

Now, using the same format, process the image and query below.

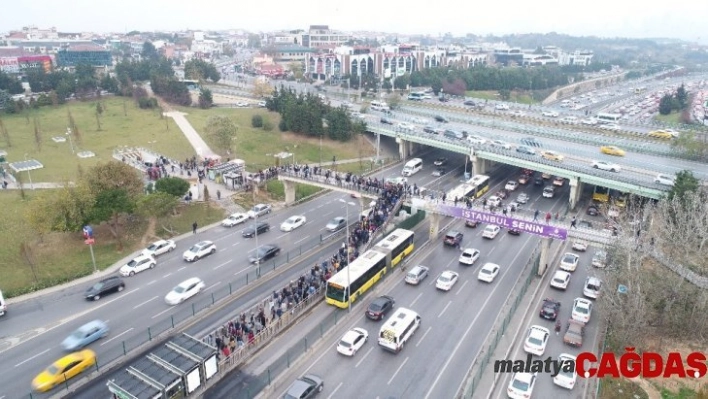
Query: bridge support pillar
429,212,440,241
569,178,583,210
283,180,296,205
396,138,410,160
472,156,487,175
538,238,552,276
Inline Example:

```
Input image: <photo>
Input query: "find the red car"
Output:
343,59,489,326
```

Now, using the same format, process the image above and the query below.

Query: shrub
263,120,274,131
251,114,263,128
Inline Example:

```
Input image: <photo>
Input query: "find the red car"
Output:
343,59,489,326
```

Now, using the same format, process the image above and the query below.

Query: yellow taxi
540,150,564,162
32,349,96,392
600,146,626,157
648,129,678,139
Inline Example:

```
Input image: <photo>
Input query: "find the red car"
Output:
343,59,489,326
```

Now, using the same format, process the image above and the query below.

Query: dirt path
140,217,157,247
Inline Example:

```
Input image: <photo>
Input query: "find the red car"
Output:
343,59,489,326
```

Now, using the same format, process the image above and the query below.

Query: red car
495,191,508,200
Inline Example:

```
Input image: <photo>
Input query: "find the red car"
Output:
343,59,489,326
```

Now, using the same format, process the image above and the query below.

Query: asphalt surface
490,239,604,399
261,199,568,399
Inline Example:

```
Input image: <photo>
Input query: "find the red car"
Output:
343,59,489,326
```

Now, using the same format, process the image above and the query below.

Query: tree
184,59,221,82
287,62,304,80
0,90,11,110
393,74,410,90
252,80,274,98
154,176,190,197
33,117,42,151
251,114,264,128
88,188,135,250
0,70,23,94
668,170,700,202
658,94,674,115
203,185,210,202
247,34,262,48
498,89,511,100
442,77,467,96
675,84,688,109
83,161,145,199
198,88,213,109
25,183,94,233
137,191,180,234
205,115,238,154
0,117,11,147
671,131,708,160
141,41,160,61
19,242,39,284
386,94,401,110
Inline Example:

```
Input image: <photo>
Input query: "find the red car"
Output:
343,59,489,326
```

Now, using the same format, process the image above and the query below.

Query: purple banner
413,199,567,240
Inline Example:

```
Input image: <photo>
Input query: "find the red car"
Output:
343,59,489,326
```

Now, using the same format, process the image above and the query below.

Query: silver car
325,217,347,232
283,374,324,399
405,265,430,285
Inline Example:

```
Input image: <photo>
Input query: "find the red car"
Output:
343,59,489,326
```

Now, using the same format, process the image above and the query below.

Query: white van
378,307,421,352
401,158,423,177
370,100,390,111
0,289,6,316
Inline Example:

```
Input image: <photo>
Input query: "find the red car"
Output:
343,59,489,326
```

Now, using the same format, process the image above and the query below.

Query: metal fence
30,234,345,398
459,248,541,398
396,209,426,230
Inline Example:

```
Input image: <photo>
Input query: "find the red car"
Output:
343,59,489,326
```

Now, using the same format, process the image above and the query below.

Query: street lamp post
66,127,75,154
339,199,356,313
23,153,34,190
254,214,260,276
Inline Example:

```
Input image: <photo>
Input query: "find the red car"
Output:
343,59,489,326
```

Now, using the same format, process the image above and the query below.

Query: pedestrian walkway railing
459,248,541,398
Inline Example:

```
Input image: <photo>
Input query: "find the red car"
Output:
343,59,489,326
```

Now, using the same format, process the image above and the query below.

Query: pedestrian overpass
367,126,666,210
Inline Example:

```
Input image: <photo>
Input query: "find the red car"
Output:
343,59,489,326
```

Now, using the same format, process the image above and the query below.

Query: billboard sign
412,199,568,240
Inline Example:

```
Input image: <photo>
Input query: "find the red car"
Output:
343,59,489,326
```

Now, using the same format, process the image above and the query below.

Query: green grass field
0,97,195,182
179,107,374,168
654,112,682,124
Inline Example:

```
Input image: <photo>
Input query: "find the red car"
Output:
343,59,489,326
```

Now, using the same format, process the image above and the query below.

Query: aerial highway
260,207,557,399
0,149,484,398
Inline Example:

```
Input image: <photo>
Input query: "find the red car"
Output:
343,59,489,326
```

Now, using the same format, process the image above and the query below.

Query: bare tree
0,117,10,147
33,117,42,151
19,242,39,284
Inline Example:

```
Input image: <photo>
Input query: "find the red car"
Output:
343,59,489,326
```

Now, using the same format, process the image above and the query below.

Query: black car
586,205,600,216
242,222,270,238
444,231,463,246
463,100,477,107
434,115,449,123
439,96,450,102
516,145,536,156
433,157,448,166
539,298,561,320
508,228,521,235
249,244,281,264
366,295,395,321
534,177,544,186
423,126,436,134
85,276,125,301
380,117,394,125
465,220,478,228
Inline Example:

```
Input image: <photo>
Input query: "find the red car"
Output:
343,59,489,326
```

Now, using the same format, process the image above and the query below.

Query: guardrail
34,232,351,398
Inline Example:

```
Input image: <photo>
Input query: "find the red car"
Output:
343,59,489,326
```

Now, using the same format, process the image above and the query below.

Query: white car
397,122,415,131
507,372,537,399
504,181,519,191
436,271,459,291
491,140,513,150
511,110,526,117
467,135,487,145
572,240,589,252
183,241,217,262
247,204,272,218
280,215,307,232
487,196,502,208
581,118,598,125
222,213,249,227
592,160,621,172
550,270,571,290
164,277,205,305
583,277,602,299
459,248,481,265
515,193,529,204
602,123,622,131
119,254,156,277
559,253,580,272
655,173,675,186
482,225,501,239
478,263,500,283
591,250,607,268
542,110,559,117
608,206,620,218
495,103,509,110
235,101,248,107
572,297,593,324
142,239,176,257
336,327,368,356
523,325,550,356
553,354,578,390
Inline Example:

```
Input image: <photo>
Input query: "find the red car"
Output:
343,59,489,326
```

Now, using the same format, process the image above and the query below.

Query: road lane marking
204,282,221,292
456,280,469,295
326,382,343,399
213,261,230,270
355,347,374,368
438,301,452,318
410,292,423,307
14,349,50,367
133,296,158,309
213,232,237,242
387,356,409,385
231,242,240,247
147,280,157,286
177,266,186,272
321,211,333,217
101,328,134,346
163,273,172,278
152,307,173,319
416,326,432,347
295,236,310,244
276,233,289,239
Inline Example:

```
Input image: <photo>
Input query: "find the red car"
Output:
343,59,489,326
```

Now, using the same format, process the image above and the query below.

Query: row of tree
0,71,24,94
658,83,689,115
266,88,366,141
25,161,191,250
184,59,221,83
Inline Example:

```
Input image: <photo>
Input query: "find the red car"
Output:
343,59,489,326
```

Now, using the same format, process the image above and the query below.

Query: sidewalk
1,182,73,190
164,111,220,160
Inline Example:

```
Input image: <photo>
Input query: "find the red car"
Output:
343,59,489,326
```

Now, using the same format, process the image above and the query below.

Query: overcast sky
2,0,706,43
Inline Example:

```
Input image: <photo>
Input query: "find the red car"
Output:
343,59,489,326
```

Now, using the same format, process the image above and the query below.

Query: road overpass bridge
276,173,378,205
368,126,666,208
